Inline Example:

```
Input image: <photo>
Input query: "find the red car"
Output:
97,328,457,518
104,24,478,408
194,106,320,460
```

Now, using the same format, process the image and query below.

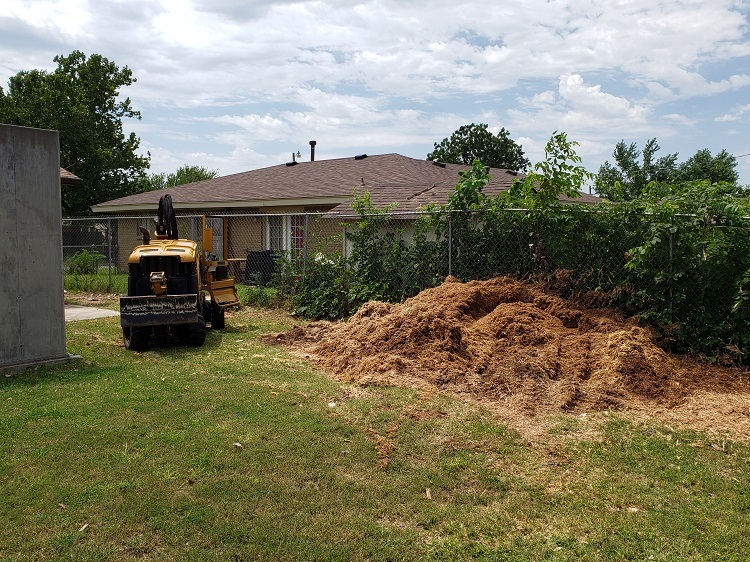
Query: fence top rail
63,209,750,223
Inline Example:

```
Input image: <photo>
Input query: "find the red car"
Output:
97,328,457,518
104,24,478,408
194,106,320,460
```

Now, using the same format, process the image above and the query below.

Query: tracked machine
120,195,239,350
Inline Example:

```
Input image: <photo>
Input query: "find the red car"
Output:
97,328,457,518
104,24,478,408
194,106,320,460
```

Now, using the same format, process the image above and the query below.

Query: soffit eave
91,196,350,214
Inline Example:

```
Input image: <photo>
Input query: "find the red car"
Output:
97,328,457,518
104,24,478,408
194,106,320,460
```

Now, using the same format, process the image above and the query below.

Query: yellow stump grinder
120,195,239,350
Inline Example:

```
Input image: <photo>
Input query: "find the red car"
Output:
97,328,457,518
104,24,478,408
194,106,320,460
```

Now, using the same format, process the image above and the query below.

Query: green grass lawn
63,271,128,295
1,306,749,561
63,273,281,310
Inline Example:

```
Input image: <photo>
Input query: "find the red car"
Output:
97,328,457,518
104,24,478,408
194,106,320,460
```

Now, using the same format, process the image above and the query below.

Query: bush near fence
281,178,750,366
64,179,750,364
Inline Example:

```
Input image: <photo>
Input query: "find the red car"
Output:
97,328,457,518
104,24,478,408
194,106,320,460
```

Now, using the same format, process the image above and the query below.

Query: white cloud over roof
1,0,748,183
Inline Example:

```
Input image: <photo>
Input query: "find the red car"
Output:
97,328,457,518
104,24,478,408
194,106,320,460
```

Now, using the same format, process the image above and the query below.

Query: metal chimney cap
309,140,317,146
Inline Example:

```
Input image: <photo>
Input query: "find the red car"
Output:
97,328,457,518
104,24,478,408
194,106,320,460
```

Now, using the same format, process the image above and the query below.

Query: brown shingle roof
91,153,599,213
60,167,81,185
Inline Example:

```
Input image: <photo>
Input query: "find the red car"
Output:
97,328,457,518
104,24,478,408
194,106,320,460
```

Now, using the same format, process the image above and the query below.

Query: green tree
595,139,678,201
508,131,593,208
0,51,149,215
145,164,219,190
427,123,529,171
676,148,739,185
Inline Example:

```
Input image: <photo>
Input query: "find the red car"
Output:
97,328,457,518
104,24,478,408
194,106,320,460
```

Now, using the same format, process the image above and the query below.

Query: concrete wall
0,124,72,373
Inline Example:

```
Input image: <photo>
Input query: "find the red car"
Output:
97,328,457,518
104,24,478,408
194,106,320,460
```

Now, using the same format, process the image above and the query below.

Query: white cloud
1,0,749,182
1,0,92,37
558,75,648,118
212,114,292,140
663,114,696,127
509,74,653,139
715,104,750,122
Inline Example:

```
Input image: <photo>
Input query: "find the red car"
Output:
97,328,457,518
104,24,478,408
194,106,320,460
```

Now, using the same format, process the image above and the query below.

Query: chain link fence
63,208,750,360
61,209,750,295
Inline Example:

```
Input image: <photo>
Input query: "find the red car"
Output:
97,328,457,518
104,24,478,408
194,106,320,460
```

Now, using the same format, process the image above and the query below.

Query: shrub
64,249,105,275
290,253,353,320
235,284,280,308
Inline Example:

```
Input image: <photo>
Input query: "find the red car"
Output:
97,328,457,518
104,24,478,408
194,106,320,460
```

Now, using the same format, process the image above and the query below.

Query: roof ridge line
407,183,437,200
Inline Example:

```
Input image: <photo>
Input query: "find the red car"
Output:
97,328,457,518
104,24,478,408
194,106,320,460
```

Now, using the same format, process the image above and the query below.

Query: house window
264,214,305,255
291,215,305,254
267,216,285,251
204,217,224,259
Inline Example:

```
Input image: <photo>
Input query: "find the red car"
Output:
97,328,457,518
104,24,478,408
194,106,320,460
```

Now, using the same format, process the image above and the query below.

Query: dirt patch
264,277,750,442
64,291,120,308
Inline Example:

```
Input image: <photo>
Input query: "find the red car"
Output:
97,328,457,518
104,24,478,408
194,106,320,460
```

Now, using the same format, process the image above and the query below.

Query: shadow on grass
3,329,229,389
0,364,124,388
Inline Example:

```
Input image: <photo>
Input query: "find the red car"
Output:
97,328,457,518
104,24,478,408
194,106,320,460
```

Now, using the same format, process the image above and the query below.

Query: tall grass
64,271,128,294
235,283,283,308
64,274,279,310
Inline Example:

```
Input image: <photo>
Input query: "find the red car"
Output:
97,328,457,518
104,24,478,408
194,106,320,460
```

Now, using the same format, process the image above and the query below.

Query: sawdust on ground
264,276,750,442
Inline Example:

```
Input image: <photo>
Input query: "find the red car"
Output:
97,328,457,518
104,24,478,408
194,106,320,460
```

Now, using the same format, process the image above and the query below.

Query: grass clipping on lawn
265,276,750,441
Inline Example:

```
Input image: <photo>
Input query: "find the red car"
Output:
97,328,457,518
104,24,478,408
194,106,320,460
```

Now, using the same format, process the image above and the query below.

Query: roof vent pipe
309,140,317,162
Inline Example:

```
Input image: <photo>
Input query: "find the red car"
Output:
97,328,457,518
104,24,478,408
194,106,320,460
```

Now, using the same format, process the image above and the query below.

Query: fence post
448,213,453,277
342,225,347,260
669,225,674,321
107,217,113,293
303,213,309,279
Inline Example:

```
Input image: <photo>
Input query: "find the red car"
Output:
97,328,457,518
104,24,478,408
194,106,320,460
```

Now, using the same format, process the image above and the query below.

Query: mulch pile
265,276,750,440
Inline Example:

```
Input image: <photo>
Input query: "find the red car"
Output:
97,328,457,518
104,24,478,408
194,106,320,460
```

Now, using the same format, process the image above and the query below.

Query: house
92,153,599,271
60,167,82,186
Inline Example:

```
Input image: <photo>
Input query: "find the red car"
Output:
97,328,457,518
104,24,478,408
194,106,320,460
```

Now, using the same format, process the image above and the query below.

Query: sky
1,0,749,187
